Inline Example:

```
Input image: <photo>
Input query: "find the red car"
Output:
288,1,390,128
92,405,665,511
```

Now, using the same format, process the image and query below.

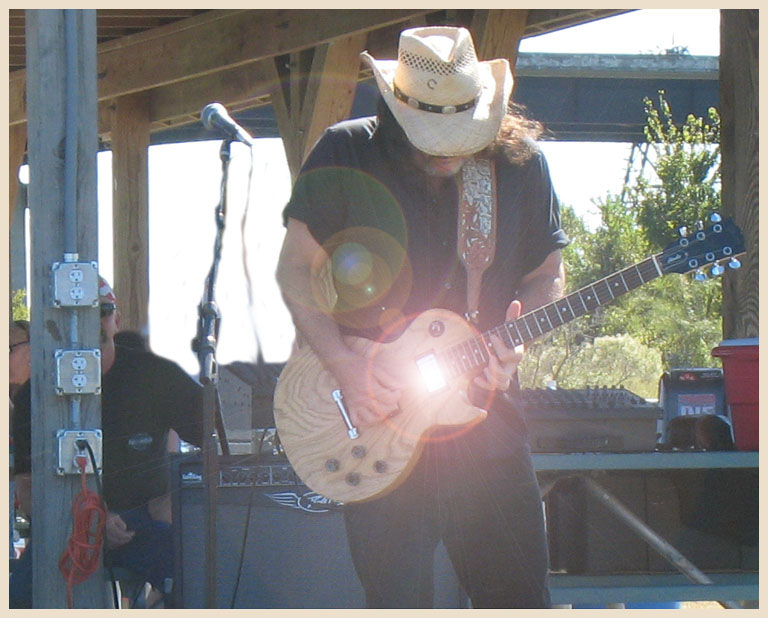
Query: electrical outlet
54,349,102,394
52,261,99,308
56,429,103,475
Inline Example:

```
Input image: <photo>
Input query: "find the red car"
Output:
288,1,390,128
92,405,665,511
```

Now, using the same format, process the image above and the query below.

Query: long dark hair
486,102,547,165
375,96,413,157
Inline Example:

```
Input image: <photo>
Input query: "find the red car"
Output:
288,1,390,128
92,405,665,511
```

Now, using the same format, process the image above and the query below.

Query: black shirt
284,116,568,339
12,345,204,512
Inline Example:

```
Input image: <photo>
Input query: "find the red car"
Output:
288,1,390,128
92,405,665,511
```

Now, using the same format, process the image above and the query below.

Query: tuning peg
694,269,708,281
710,213,722,223
678,226,688,237
696,220,705,231
711,264,725,277
728,257,742,270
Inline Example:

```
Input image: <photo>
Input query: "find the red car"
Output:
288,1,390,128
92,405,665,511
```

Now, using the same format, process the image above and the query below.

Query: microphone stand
193,138,234,608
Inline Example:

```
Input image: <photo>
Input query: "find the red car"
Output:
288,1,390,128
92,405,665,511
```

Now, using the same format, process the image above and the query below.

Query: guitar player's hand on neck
277,218,402,427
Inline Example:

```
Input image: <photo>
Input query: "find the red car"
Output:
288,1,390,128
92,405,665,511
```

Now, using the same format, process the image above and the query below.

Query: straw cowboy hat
361,26,513,157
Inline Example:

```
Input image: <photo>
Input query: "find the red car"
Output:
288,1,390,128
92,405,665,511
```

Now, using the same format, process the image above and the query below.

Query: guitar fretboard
438,255,663,379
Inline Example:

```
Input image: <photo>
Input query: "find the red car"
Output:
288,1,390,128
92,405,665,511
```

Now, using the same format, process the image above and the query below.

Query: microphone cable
228,430,267,608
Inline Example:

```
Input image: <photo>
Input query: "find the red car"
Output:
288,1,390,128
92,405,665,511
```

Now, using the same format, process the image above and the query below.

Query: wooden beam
299,33,368,163
147,60,277,129
270,52,306,179
272,33,367,180
719,9,758,338
25,9,105,607
11,9,431,126
111,92,150,335
471,9,529,71
9,124,26,224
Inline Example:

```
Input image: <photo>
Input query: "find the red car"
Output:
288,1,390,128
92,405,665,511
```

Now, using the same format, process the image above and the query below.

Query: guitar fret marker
539,310,553,330
565,296,576,317
589,285,599,304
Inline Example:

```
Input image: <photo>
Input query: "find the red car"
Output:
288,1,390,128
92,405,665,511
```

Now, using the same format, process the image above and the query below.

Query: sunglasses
9,341,29,353
100,303,117,318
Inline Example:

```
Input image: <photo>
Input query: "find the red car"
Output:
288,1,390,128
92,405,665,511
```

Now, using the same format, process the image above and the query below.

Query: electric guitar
273,216,745,503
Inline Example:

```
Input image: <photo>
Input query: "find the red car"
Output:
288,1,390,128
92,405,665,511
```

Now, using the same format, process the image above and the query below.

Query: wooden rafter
471,9,529,70
271,33,368,179
10,9,430,127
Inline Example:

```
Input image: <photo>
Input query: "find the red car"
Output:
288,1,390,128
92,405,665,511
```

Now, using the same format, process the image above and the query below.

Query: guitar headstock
658,214,745,278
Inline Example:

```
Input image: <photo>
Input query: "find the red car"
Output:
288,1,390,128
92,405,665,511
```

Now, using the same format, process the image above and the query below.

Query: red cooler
712,338,759,450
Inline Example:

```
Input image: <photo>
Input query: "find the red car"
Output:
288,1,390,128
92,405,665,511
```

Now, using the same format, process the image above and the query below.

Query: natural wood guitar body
273,308,487,503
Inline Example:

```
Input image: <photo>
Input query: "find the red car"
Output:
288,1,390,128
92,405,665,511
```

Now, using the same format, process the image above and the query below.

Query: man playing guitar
276,26,566,608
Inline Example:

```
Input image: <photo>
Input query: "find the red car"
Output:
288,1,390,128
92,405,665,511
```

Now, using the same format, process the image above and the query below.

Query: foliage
629,92,721,247
519,92,724,395
12,289,29,321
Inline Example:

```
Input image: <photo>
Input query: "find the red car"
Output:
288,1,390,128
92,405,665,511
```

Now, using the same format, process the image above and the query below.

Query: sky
86,9,721,374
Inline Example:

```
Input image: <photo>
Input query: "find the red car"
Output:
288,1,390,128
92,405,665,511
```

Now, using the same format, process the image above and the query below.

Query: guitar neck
439,254,664,379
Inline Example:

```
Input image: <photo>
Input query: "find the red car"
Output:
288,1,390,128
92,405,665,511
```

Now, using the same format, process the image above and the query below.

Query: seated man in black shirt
11,277,204,608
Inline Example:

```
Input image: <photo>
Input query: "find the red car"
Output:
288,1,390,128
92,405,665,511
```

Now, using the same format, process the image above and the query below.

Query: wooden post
471,9,529,70
111,92,150,335
10,184,28,300
719,10,758,338
9,123,26,224
25,9,106,608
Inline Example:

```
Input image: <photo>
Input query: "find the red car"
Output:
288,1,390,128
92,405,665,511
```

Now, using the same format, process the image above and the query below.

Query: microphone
200,102,254,147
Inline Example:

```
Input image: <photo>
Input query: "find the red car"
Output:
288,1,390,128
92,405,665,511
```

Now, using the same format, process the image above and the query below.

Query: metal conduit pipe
64,9,82,427
63,9,79,262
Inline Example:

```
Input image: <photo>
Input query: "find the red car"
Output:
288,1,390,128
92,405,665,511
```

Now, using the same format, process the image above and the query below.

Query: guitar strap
457,156,497,324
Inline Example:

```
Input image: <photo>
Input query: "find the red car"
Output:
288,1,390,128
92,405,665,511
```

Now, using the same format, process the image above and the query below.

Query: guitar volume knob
351,445,367,459
325,458,340,472
429,320,445,337
345,472,361,486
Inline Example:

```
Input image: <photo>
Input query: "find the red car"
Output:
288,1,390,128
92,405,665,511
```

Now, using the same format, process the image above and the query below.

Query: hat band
393,83,477,115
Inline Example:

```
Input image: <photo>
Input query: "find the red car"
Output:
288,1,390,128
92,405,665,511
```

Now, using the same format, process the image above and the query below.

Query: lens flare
332,242,374,286
284,166,411,329
321,227,413,331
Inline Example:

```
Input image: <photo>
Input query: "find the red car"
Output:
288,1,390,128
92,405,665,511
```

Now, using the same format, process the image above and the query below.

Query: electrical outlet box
56,429,103,475
52,261,99,308
55,349,102,394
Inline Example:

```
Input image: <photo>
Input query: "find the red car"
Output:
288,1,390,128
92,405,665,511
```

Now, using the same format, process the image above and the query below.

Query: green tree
630,91,721,247
12,288,29,321
519,93,724,394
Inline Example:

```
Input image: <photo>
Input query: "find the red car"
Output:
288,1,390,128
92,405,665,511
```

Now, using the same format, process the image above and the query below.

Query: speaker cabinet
171,455,466,608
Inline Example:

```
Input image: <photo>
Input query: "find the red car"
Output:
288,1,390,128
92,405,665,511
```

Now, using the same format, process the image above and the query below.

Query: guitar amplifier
521,387,662,453
170,454,467,608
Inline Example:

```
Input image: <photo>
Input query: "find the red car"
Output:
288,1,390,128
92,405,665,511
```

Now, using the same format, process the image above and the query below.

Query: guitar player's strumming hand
276,218,403,427
325,350,403,427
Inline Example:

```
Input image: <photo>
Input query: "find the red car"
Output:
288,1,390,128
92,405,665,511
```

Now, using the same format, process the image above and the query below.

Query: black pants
343,424,551,608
